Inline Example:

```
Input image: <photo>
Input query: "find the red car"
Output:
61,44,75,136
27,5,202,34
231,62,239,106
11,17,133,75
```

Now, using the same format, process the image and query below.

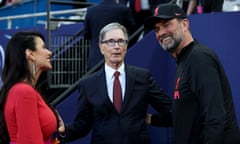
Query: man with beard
144,3,240,144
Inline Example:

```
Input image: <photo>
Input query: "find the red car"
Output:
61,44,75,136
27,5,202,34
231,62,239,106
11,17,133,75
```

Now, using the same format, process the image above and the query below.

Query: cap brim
144,16,174,29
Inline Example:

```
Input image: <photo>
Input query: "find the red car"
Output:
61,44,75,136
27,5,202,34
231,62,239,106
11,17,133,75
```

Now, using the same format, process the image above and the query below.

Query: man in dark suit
123,0,171,41
83,0,134,70
60,22,172,144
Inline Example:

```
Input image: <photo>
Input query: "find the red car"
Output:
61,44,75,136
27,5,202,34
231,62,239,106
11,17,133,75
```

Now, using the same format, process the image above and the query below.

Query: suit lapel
122,65,136,112
97,68,119,113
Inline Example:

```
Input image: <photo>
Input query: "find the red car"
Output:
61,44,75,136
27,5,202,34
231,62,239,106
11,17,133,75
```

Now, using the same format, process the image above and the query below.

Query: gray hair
99,22,128,43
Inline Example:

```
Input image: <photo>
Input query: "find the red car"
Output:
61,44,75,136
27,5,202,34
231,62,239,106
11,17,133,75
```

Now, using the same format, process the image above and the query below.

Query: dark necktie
113,71,122,113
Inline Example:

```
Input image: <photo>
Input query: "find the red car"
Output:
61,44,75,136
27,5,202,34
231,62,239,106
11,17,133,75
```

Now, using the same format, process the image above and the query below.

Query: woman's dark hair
0,0,7,7
0,31,58,143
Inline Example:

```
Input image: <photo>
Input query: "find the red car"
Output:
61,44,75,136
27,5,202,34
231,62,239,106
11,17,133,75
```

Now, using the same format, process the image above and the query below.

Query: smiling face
154,18,185,53
34,37,52,71
31,37,52,73
99,28,127,69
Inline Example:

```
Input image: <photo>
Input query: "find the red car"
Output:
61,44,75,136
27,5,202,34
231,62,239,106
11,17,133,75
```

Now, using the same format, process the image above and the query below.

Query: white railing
0,8,87,29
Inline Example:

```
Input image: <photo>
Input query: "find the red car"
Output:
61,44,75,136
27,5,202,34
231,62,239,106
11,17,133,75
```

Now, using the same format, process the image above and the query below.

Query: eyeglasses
101,39,128,47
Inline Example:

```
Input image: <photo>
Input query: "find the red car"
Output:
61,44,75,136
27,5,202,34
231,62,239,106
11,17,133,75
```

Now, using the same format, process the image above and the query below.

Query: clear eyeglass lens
102,39,127,47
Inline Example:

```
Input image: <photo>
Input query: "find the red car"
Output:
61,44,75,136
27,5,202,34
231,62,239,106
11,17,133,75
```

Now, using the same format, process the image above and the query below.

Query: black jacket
172,40,238,144
64,65,172,144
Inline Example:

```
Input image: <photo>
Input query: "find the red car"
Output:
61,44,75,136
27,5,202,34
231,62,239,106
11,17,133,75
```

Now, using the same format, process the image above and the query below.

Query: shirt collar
105,63,125,79
176,40,196,63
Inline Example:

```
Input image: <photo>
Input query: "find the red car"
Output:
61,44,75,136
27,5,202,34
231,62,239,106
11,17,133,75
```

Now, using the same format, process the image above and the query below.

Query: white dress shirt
105,63,126,103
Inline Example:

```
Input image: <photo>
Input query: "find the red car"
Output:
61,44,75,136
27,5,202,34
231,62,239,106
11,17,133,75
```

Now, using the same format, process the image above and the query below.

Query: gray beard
160,39,180,53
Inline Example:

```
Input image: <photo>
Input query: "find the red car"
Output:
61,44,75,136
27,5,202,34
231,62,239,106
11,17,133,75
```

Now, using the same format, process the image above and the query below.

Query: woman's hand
57,114,65,134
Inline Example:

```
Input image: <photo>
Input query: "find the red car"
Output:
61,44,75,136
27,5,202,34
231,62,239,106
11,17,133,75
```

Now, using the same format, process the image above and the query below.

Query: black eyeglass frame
100,39,128,47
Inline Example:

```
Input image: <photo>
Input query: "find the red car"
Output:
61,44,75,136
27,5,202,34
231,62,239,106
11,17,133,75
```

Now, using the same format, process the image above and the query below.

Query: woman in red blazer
0,31,60,144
